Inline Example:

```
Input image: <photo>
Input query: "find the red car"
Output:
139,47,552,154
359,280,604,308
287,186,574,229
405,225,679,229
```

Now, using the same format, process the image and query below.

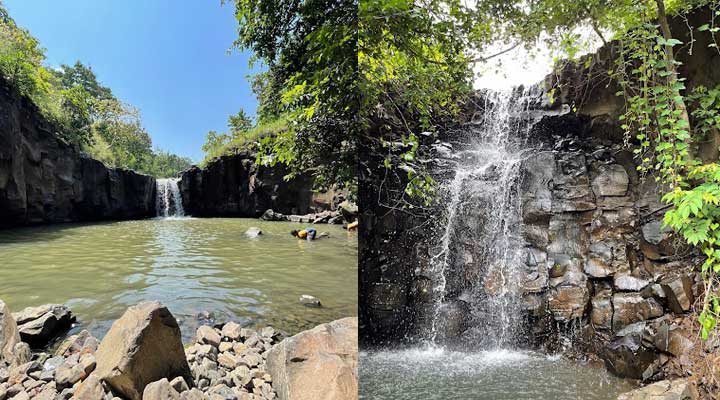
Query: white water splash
429,87,543,348
156,178,186,218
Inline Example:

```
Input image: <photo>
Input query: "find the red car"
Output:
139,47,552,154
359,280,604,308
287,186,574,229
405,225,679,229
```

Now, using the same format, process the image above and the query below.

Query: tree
201,130,230,162
53,61,113,102
228,108,253,137
226,0,358,192
149,150,193,178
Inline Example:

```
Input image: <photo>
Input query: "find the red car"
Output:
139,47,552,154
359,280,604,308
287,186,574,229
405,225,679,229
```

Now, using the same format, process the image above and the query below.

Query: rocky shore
0,300,358,400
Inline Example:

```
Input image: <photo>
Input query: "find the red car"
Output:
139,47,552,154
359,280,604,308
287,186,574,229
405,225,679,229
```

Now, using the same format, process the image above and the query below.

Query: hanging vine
614,6,720,339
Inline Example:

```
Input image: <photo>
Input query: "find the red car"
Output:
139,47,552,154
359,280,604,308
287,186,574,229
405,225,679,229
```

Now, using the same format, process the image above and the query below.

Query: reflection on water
0,218,357,340
360,347,637,400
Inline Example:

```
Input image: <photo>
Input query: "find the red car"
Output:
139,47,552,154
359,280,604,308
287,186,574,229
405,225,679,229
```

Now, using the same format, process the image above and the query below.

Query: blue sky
4,0,259,162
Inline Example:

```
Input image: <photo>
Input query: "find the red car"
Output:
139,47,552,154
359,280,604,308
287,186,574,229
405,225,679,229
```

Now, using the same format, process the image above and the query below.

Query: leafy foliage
222,0,357,190
226,0,358,193
605,1,720,339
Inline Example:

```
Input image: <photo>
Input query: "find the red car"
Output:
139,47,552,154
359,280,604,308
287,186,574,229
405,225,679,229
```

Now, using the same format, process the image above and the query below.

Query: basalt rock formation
179,152,344,218
359,5,720,396
0,75,156,229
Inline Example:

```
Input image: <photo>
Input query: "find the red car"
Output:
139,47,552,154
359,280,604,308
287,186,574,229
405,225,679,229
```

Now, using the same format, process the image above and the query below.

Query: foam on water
360,347,636,399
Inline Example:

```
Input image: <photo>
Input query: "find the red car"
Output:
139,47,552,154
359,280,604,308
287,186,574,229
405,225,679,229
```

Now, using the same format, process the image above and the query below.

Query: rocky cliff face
0,76,156,229
360,4,720,391
179,152,341,218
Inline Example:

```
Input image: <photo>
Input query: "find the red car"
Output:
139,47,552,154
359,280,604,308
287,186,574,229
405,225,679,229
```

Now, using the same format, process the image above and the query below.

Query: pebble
1,318,279,400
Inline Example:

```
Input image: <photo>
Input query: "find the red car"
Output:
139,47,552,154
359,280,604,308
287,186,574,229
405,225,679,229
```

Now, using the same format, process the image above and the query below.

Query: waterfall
156,178,185,218
429,87,542,349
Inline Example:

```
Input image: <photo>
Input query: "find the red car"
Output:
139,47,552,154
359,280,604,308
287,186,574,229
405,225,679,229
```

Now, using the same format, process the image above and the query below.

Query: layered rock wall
0,76,156,229
359,5,720,388
179,152,342,218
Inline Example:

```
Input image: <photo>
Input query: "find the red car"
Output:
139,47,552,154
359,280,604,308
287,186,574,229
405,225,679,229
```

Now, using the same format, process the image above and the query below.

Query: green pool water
0,218,357,340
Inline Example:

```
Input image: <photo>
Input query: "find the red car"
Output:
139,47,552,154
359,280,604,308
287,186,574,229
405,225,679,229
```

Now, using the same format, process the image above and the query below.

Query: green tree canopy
226,0,358,193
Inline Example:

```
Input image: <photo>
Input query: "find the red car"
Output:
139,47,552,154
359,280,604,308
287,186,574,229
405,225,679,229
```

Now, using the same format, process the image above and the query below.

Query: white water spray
429,87,543,348
156,178,185,218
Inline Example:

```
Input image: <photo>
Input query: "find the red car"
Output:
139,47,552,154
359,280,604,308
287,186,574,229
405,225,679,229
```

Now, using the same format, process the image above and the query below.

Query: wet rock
592,164,628,197
640,220,679,261
612,293,664,331
434,301,470,341
604,333,656,379
590,292,613,330
12,304,74,348
197,326,222,348
94,301,193,400
617,379,699,400
660,275,694,313
584,243,614,278
245,227,262,238
523,294,546,318
143,378,181,400
267,317,357,400
298,295,322,308
548,285,588,321
585,241,629,278
0,301,20,365
521,153,555,222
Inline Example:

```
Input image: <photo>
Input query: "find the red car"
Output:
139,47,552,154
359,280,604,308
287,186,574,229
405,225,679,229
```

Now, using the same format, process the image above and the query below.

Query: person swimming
290,227,317,240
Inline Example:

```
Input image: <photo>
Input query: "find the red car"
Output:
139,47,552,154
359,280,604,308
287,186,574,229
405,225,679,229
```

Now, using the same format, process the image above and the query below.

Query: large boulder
267,317,358,400
617,379,699,400
0,300,20,364
12,304,74,348
94,301,193,400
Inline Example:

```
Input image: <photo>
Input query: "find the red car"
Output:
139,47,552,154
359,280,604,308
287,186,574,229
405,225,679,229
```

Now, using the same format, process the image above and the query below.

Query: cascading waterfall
429,87,542,349
156,178,185,218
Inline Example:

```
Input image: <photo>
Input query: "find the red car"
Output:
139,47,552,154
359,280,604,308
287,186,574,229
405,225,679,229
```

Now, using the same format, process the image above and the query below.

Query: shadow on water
0,219,139,245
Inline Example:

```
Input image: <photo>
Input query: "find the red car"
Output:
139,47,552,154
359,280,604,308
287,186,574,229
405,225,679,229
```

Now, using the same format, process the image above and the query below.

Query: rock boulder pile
0,299,356,400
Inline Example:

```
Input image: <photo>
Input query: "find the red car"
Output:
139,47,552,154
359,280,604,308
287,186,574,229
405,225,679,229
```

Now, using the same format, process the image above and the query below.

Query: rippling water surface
360,347,637,399
0,218,357,340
